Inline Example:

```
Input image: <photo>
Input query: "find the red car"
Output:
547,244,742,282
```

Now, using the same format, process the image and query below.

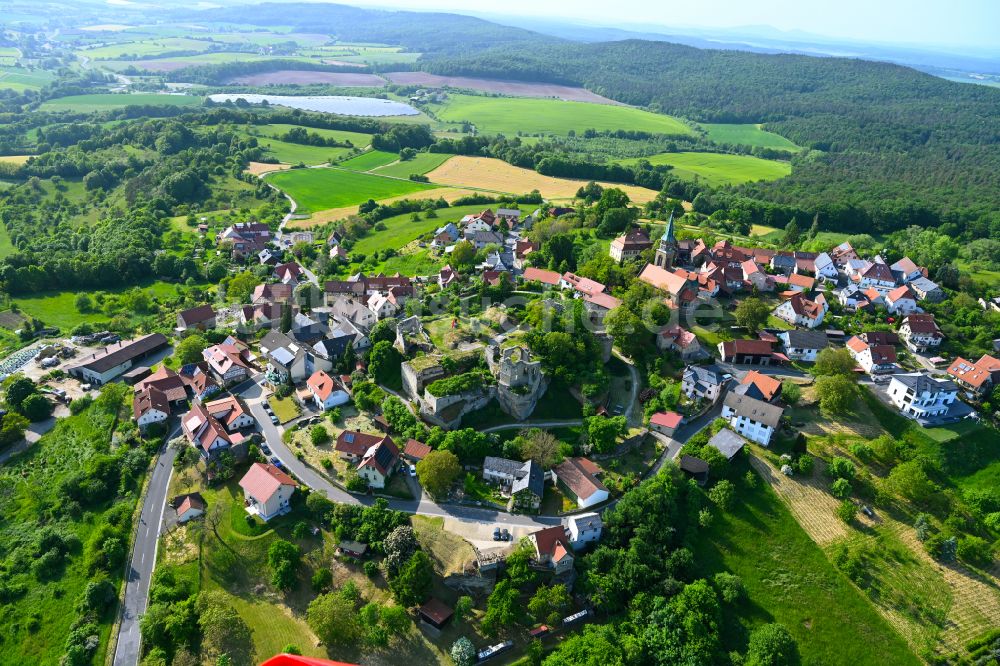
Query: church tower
654,212,678,270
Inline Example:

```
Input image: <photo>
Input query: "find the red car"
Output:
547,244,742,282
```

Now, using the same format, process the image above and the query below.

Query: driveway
648,400,724,476
112,434,179,666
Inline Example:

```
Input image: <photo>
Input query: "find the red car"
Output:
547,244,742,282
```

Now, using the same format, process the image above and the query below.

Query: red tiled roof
403,439,431,460
650,411,682,429
846,336,869,353
133,385,169,419
239,462,297,502
887,285,915,302
135,366,188,402
740,370,781,401
177,304,216,327
532,525,572,562
788,273,815,289
639,263,688,296
335,430,386,457
307,370,337,401
721,339,775,356
555,457,607,501
523,267,561,285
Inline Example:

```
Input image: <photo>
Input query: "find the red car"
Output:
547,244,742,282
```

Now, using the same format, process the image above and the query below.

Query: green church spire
662,211,675,243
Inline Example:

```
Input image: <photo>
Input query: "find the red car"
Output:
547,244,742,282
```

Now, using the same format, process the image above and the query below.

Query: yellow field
0,155,30,165
287,187,479,228
244,161,291,176
425,156,658,204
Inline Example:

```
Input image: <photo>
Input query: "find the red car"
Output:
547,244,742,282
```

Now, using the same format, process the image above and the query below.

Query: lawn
371,152,453,178
256,123,373,148
689,474,920,666
352,203,510,255
244,134,354,166
700,123,800,150
430,93,695,137
338,150,399,171
0,222,14,258
266,167,438,214
269,396,300,423
619,151,791,186
39,93,204,113
76,37,215,59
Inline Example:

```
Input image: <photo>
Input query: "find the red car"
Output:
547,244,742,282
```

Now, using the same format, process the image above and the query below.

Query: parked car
408,464,417,477
501,528,511,541
270,415,280,425
260,444,272,456
493,527,502,541
528,625,550,638
269,456,284,469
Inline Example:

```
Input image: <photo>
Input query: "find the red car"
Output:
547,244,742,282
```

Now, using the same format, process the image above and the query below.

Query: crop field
97,52,314,72
429,93,694,136
700,123,800,150
0,155,30,165
0,47,18,66
620,151,792,186
370,152,453,178
226,70,387,86
689,468,920,666
39,93,204,112
289,186,478,228
425,155,659,203
0,66,55,91
338,150,398,171
266,167,438,213
385,72,621,104
77,37,216,59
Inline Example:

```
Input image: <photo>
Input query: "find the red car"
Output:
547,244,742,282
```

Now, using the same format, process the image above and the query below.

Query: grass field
620,151,792,186
429,93,694,137
0,65,55,91
77,37,215,59
426,155,658,202
371,152,453,178
0,155,31,165
98,52,316,72
12,281,192,330
338,150,399,171
352,203,516,255
39,93,204,112
247,135,355,165
266,167,438,214
256,124,372,148
700,123,800,150
288,186,478,229
690,471,920,665
0,223,15,258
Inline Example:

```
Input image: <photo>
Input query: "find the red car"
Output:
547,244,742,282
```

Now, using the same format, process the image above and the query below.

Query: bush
836,500,857,524
830,478,852,499
311,568,333,592
827,457,855,480
849,443,874,462
713,572,745,604
957,536,994,568
364,561,379,578
69,394,94,415
796,455,814,475
708,480,735,510
310,425,330,446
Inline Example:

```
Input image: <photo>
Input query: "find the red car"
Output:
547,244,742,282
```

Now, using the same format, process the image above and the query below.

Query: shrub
713,572,745,604
957,536,994,568
310,425,330,446
836,500,857,524
827,457,855,480
364,561,379,578
830,478,852,499
796,455,814,475
311,568,333,593
849,442,874,462
708,480,735,510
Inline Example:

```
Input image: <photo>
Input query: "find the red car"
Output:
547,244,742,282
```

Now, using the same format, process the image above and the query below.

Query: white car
408,464,417,477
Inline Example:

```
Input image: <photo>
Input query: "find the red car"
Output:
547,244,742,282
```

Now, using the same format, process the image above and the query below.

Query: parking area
442,516,535,552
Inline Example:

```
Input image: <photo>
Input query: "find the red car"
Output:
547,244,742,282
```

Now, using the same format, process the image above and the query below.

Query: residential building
203,341,254,386
718,339,781,366
239,463,297,522
566,513,602,548
367,292,399,320
514,240,539,269
721,392,784,446
306,370,350,410
522,267,562,287
890,256,923,283
176,305,216,333
66,333,170,386
531,526,574,574
885,286,919,315
859,331,900,347
681,364,728,401
496,208,521,225
639,263,697,306
910,277,944,302
830,241,858,266
649,411,683,437
852,262,896,293
679,455,710,485
553,457,609,509
770,253,796,275
812,252,839,279
846,336,897,376
335,430,387,463
899,314,944,352
178,362,220,402
173,493,206,523
402,439,431,462
251,282,294,305
134,366,189,408
777,329,829,362
773,293,825,329
734,370,782,402
609,227,652,262
133,386,170,430
181,402,245,458
467,230,504,249
357,436,400,489
707,428,746,460
742,260,775,292
438,264,460,288
260,330,318,383
327,295,377,330
482,456,544,512
784,273,816,292
946,355,1000,397
273,261,304,284
887,373,963,425
658,325,703,360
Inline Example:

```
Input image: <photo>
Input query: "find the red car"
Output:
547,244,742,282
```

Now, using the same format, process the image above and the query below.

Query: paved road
240,380,560,529
112,436,179,666
612,349,642,427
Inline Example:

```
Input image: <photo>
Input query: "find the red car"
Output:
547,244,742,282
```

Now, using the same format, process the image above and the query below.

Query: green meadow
39,93,204,112
690,474,920,666
620,151,792,186
243,124,374,165
701,122,800,150
76,37,215,59
266,167,437,213
430,93,695,137
352,203,513,255
370,152,453,178
338,150,399,171
0,66,55,91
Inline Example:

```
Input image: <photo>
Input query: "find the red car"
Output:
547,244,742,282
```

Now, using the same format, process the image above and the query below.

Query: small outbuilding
679,455,710,486
337,540,368,559
707,428,747,461
418,598,454,630
173,493,206,523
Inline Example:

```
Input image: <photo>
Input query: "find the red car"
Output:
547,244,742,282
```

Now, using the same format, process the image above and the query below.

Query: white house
306,370,350,410
846,336,897,376
885,286,919,315
890,256,923,283
773,293,825,329
778,329,829,362
239,463,298,522
367,292,399,320
721,392,784,447
553,457,609,509
174,493,206,523
357,437,400,489
910,277,944,302
565,513,602,548
682,365,727,402
812,252,839,280
658,325,704,361
133,386,170,430
853,262,897,294
899,314,944,352
887,373,959,422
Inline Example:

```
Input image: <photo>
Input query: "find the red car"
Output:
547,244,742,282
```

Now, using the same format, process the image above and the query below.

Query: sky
340,0,1000,52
